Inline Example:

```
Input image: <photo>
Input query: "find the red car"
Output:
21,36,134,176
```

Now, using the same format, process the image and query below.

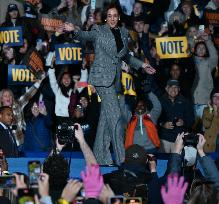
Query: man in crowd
0,106,18,157
159,79,194,153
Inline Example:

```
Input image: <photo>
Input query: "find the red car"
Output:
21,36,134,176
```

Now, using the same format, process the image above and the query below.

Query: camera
183,133,199,147
57,123,78,144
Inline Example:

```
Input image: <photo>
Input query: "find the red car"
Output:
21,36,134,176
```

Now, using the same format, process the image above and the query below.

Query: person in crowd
23,100,52,152
1,4,23,27
0,80,43,146
0,106,18,157
63,4,156,165
44,123,97,201
104,144,161,204
186,26,198,52
159,79,194,153
205,0,219,10
179,1,200,27
132,15,150,60
48,60,76,127
56,0,82,27
168,63,193,99
125,92,161,153
202,88,219,152
192,31,218,119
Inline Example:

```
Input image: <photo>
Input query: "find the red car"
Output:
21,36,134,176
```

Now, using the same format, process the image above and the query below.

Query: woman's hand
142,63,156,74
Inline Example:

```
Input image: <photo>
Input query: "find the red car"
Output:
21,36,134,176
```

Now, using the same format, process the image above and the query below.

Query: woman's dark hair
194,41,209,58
5,9,20,23
210,87,219,101
188,179,218,204
58,72,74,98
43,154,69,191
102,3,120,24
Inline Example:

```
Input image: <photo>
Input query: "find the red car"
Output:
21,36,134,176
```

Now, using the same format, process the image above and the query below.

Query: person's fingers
178,176,185,188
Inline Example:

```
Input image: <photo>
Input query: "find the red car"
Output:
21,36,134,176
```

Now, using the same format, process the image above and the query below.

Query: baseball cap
7,4,18,12
125,144,148,166
166,79,180,87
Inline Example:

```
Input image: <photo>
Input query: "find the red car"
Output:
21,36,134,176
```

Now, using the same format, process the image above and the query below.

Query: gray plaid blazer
75,24,143,87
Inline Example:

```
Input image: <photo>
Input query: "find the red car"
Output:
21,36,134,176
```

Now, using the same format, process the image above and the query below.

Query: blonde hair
0,89,14,107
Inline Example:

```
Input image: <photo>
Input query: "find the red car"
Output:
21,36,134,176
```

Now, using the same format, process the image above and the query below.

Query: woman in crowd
0,80,43,146
48,63,76,126
202,88,219,152
23,100,52,152
63,4,155,165
192,31,218,119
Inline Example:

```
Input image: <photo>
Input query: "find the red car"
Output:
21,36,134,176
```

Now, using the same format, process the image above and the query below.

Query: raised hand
161,174,188,204
81,165,104,198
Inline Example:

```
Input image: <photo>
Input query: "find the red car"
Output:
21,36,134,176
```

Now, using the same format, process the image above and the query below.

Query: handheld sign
139,0,154,3
121,72,136,96
55,43,83,65
205,10,219,25
25,0,40,6
8,65,36,86
0,27,23,46
23,48,45,79
40,15,64,32
156,36,189,59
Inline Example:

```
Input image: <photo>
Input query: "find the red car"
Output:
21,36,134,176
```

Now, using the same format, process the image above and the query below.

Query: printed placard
0,26,23,46
121,72,136,96
40,16,64,32
156,36,189,59
55,43,83,64
205,10,219,25
8,65,36,86
23,48,45,79
139,0,154,3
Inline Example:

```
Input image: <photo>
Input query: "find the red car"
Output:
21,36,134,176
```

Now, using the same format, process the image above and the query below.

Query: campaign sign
40,16,64,32
23,48,45,79
8,65,36,86
121,72,136,96
156,36,189,59
205,10,219,25
55,43,83,65
139,0,154,3
0,26,23,46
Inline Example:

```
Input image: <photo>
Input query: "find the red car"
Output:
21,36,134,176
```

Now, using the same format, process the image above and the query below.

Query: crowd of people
0,0,219,203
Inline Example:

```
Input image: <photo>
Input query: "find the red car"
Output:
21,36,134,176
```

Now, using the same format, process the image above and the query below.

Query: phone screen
0,175,16,188
18,188,35,204
28,161,41,186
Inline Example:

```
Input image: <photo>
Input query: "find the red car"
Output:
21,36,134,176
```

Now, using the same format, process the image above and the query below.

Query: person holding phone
202,88,219,152
192,30,218,120
23,100,52,153
63,4,156,165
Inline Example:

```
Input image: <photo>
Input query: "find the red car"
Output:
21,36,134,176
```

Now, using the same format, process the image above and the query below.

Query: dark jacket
159,94,194,142
0,123,18,157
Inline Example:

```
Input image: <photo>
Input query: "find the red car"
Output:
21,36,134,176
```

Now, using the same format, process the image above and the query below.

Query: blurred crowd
0,0,219,203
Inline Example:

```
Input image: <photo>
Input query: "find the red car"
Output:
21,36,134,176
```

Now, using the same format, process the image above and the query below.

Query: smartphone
18,188,35,204
199,25,205,32
109,196,125,204
0,175,16,188
28,161,41,186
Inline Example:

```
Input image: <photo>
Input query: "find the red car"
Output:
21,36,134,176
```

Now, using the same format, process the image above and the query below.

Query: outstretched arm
75,123,98,165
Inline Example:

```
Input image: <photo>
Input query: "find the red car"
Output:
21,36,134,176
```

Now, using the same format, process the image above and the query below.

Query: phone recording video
18,188,35,204
0,175,16,188
28,161,41,186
